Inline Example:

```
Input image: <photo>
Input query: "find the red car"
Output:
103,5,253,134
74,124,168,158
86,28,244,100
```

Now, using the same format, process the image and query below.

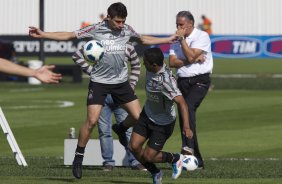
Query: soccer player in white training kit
73,42,146,171
169,11,213,169
29,2,177,179
128,48,193,183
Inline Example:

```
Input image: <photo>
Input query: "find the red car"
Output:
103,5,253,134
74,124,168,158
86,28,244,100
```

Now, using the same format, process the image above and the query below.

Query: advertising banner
1,35,282,58
211,35,282,58
0,35,88,57
143,35,282,58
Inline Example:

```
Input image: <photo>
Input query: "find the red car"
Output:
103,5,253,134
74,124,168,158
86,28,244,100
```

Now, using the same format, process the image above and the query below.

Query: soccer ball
83,40,104,63
182,155,198,171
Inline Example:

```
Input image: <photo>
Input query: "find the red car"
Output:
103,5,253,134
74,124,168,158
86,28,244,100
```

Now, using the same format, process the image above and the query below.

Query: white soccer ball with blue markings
83,40,104,63
182,155,198,171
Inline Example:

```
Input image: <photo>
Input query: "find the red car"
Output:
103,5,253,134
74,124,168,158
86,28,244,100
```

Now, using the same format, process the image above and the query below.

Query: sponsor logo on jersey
147,93,160,103
211,37,262,58
264,37,282,57
100,40,126,53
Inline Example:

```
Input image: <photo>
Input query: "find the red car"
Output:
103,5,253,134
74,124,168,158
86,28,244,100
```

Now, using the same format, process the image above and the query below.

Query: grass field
20,57,282,75
19,57,282,89
0,58,282,183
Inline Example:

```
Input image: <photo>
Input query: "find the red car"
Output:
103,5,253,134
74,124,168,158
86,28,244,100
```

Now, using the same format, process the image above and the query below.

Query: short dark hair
143,48,164,66
107,2,127,18
177,11,194,26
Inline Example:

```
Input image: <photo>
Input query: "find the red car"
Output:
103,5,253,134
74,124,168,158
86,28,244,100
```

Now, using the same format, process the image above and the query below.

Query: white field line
272,74,282,78
9,88,44,92
212,74,282,78
5,100,75,109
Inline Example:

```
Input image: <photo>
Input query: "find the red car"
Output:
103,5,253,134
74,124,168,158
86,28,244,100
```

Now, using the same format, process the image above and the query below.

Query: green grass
213,58,282,74
0,157,281,184
19,57,282,74
0,81,282,183
1,57,282,183
20,57,282,89
211,58,282,89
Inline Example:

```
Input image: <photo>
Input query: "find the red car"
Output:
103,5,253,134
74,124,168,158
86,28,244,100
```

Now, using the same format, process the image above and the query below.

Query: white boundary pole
0,107,28,167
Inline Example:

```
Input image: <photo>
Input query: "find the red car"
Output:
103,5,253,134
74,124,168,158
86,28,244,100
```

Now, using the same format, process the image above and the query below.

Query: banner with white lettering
150,35,282,58
0,35,148,57
211,35,282,58
0,35,88,57
1,35,281,58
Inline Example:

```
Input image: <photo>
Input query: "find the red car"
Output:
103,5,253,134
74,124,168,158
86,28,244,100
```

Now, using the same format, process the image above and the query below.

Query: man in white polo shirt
169,11,213,169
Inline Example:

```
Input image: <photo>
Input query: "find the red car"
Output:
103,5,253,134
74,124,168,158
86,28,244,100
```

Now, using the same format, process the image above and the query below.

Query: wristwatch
178,36,185,42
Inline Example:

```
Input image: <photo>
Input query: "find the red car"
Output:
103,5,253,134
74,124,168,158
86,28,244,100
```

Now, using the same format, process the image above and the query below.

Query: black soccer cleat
197,159,205,170
181,146,194,155
72,156,83,179
112,124,128,147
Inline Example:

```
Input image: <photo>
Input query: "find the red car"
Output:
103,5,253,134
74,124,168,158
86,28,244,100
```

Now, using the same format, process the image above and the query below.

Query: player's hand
183,128,193,139
29,26,44,38
168,34,179,43
196,54,206,63
176,28,187,38
34,65,62,84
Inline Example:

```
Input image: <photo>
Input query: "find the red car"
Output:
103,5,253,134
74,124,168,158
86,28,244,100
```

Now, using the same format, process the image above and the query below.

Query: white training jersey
74,20,141,84
169,28,213,77
144,64,182,125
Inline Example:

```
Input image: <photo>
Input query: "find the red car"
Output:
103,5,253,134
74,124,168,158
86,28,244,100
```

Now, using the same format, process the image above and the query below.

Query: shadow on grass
43,178,76,182
44,178,148,184
50,164,103,170
109,181,147,184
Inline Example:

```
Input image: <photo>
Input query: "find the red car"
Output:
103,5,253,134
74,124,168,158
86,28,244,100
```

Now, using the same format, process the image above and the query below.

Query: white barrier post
64,139,129,166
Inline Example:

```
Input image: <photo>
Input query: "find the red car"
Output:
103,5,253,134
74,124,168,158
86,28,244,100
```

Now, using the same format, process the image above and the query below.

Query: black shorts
133,109,175,151
87,81,137,106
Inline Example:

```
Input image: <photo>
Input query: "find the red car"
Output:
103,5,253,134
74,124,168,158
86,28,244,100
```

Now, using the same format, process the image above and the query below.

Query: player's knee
142,151,154,163
128,142,139,154
130,107,141,121
86,117,98,129
131,112,140,121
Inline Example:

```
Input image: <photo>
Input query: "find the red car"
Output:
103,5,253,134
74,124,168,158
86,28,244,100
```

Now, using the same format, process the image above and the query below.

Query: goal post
0,107,28,167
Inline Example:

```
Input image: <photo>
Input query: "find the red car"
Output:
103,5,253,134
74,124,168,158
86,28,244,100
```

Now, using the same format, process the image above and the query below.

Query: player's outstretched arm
34,65,62,84
29,26,76,40
140,34,178,45
0,58,62,84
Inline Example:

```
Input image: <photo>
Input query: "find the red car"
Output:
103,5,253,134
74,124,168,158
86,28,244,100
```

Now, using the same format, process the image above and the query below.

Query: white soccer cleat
152,170,163,184
171,154,183,179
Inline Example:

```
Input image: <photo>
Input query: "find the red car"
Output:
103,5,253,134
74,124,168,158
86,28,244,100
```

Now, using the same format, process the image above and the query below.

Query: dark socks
143,162,160,174
74,145,85,162
120,121,129,132
162,152,180,163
